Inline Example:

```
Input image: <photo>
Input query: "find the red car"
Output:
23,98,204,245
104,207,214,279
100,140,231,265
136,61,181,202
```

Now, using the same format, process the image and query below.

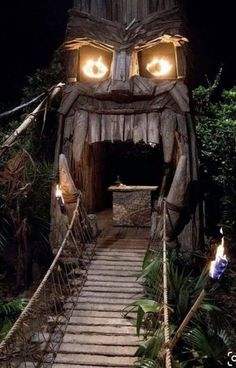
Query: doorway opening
74,140,164,214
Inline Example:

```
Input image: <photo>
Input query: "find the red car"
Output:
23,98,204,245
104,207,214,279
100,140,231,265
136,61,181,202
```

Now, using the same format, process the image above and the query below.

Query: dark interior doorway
104,141,163,208
77,141,163,213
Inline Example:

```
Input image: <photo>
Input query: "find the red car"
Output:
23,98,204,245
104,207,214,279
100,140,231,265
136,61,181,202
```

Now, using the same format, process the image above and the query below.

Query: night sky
0,1,235,105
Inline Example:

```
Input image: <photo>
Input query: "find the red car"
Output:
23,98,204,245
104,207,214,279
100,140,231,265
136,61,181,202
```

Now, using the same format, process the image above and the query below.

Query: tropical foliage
0,52,62,290
0,299,28,341
193,80,236,235
129,79,236,366
129,249,232,368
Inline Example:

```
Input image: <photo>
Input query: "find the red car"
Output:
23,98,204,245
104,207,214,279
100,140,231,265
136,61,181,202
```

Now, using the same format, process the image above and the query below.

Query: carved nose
109,49,132,95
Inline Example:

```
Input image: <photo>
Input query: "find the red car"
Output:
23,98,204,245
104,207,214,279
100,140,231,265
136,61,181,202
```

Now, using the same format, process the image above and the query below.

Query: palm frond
128,299,161,336
137,358,160,368
0,215,13,253
0,299,28,317
183,326,231,363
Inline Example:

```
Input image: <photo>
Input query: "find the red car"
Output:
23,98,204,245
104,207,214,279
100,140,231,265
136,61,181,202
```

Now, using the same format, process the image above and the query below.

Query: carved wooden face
59,1,199,248
62,8,188,148
61,27,188,152
64,1,187,84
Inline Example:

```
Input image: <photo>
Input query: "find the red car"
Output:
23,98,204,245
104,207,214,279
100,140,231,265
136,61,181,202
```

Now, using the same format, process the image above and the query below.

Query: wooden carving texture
51,0,201,251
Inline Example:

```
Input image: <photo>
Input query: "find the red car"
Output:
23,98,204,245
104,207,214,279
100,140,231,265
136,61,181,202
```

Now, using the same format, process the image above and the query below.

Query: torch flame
56,184,64,204
146,57,172,77
82,56,108,79
209,227,227,278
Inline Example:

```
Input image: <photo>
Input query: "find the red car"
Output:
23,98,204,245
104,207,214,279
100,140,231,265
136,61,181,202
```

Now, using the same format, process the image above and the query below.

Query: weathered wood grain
63,49,79,83
72,110,88,163
165,155,188,238
62,116,74,167
161,108,176,163
147,112,160,144
54,353,135,365
62,333,141,345
58,342,137,355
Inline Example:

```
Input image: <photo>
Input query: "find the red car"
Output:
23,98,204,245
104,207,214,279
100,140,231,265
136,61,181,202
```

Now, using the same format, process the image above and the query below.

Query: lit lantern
79,45,112,81
146,57,172,77
209,228,228,280
82,56,108,79
138,41,181,79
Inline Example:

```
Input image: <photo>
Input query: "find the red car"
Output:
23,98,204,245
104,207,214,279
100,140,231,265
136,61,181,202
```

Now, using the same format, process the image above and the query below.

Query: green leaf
128,299,161,337
137,306,145,336
129,299,161,314
0,299,28,317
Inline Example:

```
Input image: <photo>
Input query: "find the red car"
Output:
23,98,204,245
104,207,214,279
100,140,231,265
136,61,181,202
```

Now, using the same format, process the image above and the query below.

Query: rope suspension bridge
1,85,227,368
0,83,174,368
0,190,174,368
0,196,96,367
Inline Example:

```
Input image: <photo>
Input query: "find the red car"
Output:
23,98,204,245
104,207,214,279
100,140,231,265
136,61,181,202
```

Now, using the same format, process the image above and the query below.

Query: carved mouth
59,79,193,242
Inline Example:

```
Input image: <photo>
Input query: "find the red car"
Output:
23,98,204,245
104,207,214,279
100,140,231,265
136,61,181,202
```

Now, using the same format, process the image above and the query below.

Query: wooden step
93,255,144,261
79,291,141,299
90,260,143,267
84,281,143,288
67,316,135,326
82,286,142,293
58,343,137,356
87,270,140,277
54,354,135,366
97,245,146,250
53,365,133,368
62,333,141,346
65,303,134,312
87,275,140,283
94,250,145,256
71,281,142,291
75,296,136,304
71,310,136,319
65,325,137,335
98,239,146,243
89,266,141,272
96,249,146,254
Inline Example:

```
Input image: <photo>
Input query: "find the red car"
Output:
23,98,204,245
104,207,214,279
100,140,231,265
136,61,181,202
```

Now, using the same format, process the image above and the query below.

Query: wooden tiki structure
51,0,201,251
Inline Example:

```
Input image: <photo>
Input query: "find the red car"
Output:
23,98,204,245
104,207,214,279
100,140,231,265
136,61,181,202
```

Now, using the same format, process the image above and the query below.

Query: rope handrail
163,199,172,368
0,195,96,367
0,83,65,119
0,197,79,350
0,83,65,158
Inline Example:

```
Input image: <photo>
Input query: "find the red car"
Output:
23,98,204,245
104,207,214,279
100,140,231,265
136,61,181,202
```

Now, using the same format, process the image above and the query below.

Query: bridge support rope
162,199,172,368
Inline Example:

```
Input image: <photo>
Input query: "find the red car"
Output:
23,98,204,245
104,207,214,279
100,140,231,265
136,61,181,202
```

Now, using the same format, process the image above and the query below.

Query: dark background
0,0,235,105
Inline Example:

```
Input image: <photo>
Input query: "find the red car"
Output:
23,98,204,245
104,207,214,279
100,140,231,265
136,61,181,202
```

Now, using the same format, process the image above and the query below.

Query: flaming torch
209,228,228,280
56,184,65,213
168,228,228,351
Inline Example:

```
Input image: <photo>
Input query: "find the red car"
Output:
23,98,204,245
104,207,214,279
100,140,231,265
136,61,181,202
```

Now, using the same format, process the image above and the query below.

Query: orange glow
209,228,227,277
56,184,64,204
82,56,108,79
146,57,172,77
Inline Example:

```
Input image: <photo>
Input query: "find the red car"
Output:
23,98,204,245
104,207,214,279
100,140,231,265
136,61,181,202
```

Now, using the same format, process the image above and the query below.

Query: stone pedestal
108,185,158,227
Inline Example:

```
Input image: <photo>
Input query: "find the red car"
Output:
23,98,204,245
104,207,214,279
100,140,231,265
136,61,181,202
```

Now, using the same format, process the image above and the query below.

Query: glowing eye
82,57,108,79
146,58,172,77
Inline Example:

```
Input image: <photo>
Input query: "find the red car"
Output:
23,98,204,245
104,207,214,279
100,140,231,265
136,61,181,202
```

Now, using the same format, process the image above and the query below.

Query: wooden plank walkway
53,234,148,368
